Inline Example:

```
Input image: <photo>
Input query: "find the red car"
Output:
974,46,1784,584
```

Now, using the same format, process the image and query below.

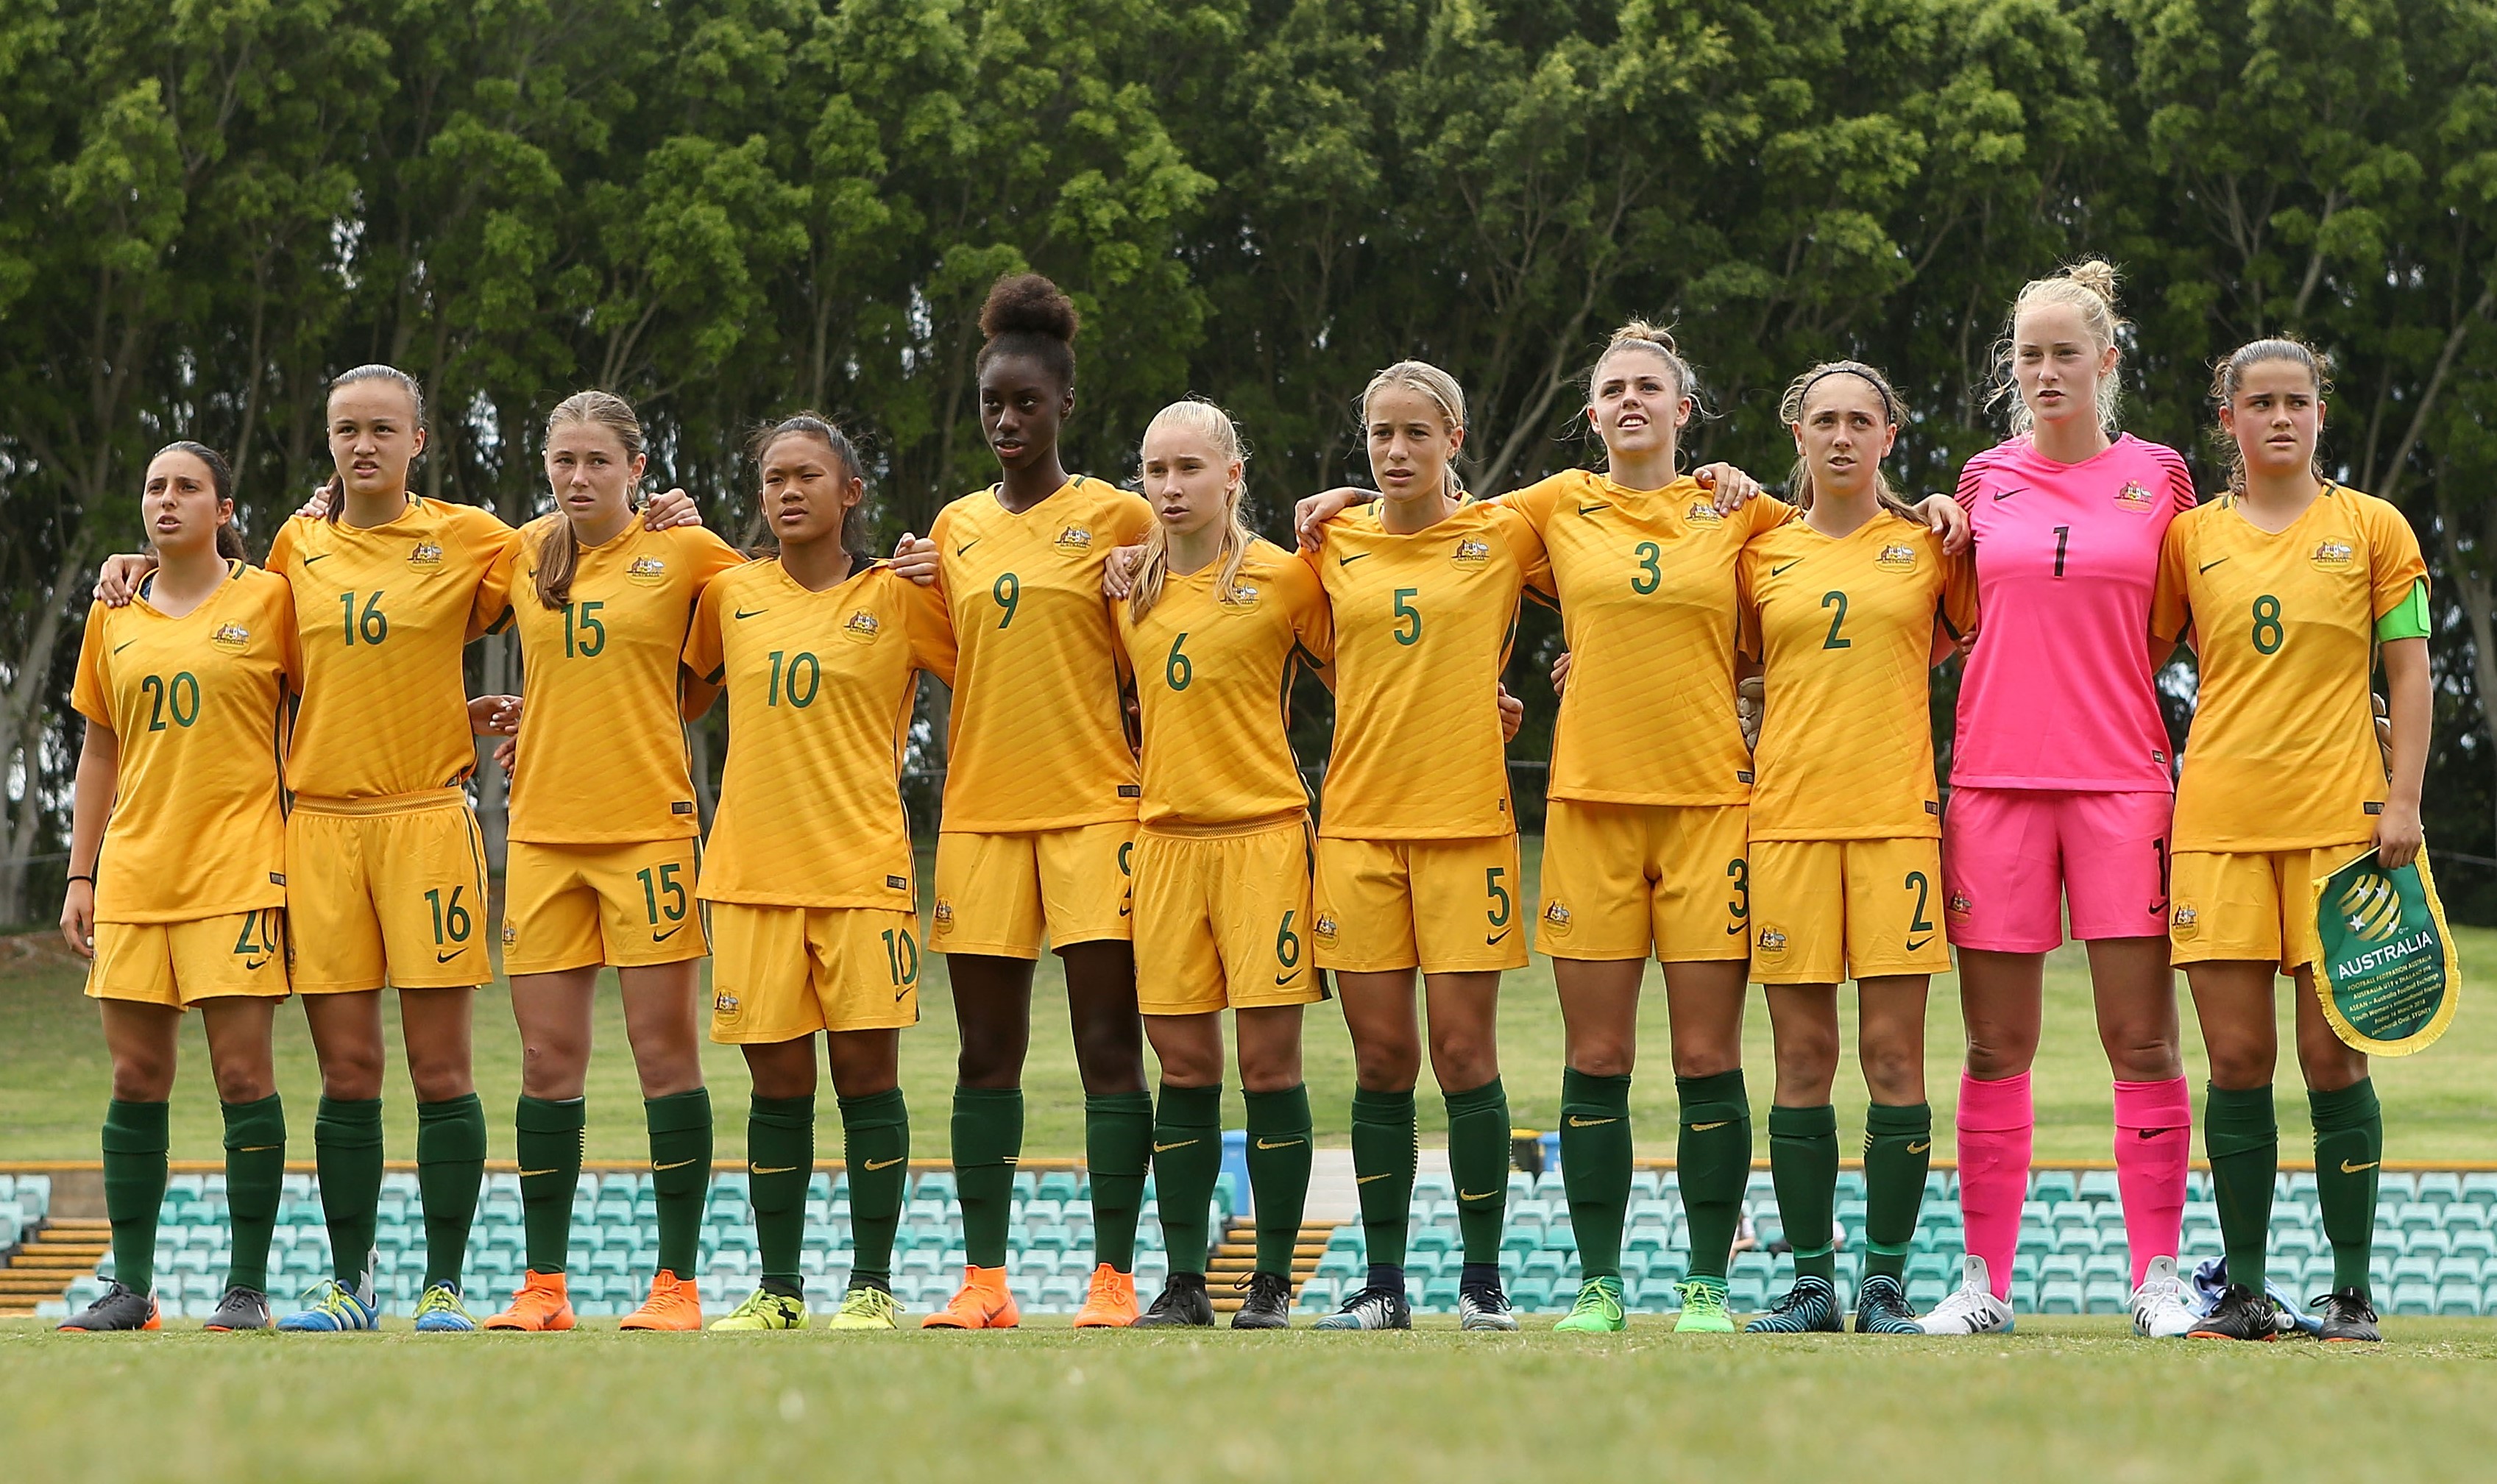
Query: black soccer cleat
2310,1288,2382,1343
1230,1270,1294,1329
205,1285,273,1332
1852,1272,1922,1335
59,1280,160,1332
1131,1271,1215,1328
2188,1283,2278,1341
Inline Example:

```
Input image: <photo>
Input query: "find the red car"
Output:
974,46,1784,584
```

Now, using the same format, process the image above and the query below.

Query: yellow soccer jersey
929,477,1155,832
491,519,744,844
1738,516,1977,840
69,564,298,923
1504,470,1795,805
264,498,518,799
2152,485,2428,851
1314,500,1548,839
684,558,956,908
1116,539,1332,831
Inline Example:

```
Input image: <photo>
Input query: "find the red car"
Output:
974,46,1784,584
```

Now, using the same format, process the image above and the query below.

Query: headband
1797,364,1898,422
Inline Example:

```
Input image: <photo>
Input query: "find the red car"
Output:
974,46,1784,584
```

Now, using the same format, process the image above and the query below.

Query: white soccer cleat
1916,1254,2016,1335
2130,1254,2198,1338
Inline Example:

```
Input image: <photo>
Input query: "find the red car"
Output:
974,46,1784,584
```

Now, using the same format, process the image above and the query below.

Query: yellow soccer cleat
708,1288,809,1331
824,1285,899,1331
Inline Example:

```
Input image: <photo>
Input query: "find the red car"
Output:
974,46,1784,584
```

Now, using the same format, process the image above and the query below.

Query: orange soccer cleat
482,1269,576,1332
919,1265,1020,1329
618,1270,704,1332
1071,1264,1138,1328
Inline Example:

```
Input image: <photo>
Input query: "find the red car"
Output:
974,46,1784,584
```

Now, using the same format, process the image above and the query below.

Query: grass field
4,840,2492,1166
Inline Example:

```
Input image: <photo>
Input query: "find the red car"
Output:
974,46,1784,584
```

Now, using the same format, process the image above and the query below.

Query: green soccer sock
840,1088,907,1290
1245,1084,1314,1275
1350,1086,1417,1271
219,1093,285,1294
1084,1090,1151,1274
645,1088,712,1278
102,1098,169,1293
2310,1077,2384,1298
1768,1103,1838,1285
1559,1068,1632,1281
748,1094,815,1296
1678,1070,1750,1283
415,1092,485,1290
1860,1101,1931,1283
952,1085,1023,1270
1152,1083,1224,1274
1444,1076,1512,1267
314,1096,384,1287
2204,1082,2277,1292
514,1095,584,1276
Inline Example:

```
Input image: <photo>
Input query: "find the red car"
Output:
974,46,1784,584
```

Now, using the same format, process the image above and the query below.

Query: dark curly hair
976,272,1079,390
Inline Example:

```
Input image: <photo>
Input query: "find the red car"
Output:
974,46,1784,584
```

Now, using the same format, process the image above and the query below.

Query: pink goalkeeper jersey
1952,433,2197,791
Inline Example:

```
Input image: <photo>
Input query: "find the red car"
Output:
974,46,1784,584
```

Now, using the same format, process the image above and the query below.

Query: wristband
66,873,95,886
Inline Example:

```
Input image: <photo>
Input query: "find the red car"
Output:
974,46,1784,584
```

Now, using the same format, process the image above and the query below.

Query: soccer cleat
411,1282,478,1332
825,1284,899,1330
482,1269,576,1332
1457,1284,1520,1332
1071,1264,1138,1329
58,1280,161,1332
2189,1283,2278,1341
1554,1275,1628,1333
2310,1288,2381,1343
1131,1271,1215,1328
276,1277,380,1332
1673,1277,1733,1334
1851,1272,1922,1335
921,1265,1020,1329
1916,1255,2015,1335
1746,1274,1844,1334
2130,1254,2197,1338
709,1288,809,1330
619,1270,703,1332
204,1285,272,1332
1230,1270,1294,1329
1312,1284,1411,1331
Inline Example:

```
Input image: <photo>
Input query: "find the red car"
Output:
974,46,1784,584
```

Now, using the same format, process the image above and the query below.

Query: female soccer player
472,392,743,1333
1924,261,2201,1338
2150,338,2426,1343
57,444,296,1333
1736,363,1975,1335
1116,399,1330,1330
687,413,954,1332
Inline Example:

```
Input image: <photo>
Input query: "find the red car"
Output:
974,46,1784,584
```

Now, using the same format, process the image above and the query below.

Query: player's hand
1102,544,1146,600
296,484,333,520
1693,463,1761,513
641,487,702,530
2374,799,2423,871
469,695,522,736
1549,650,1572,697
890,533,939,586
493,735,518,775
1497,684,1523,742
95,553,155,607
1294,487,1375,553
1736,675,1764,751
1917,494,1971,555
60,879,96,959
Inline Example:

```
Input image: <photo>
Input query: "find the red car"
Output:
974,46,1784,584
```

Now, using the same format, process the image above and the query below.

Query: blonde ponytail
1130,399,1255,624
1990,259,2129,439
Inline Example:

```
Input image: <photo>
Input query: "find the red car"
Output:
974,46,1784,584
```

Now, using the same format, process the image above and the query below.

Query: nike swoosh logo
734,608,768,619
1566,1115,1618,1128
1119,903,1131,917
302,553,330,564
1459,1189,1499,1202
1905,1141,1931,1154
749,1165,799,1176
654,925,684,942
517,1168,560,1178
436,950,466,963
1273,969,1302,986
1576,503,1611,516
863,1157,905,1171
1905,936,1933,952
242,957,272,970
1771,560,1802,577
113,639,139,654
1689,1121,1732,1132
954,539,981,556
2198,558,2230,573
1337,553,1370,566
2340,1159,2379,1174
1991,489,2020,502
2135,1127,2174,1140
1153,1140,1198,1154
1255,1137,1304,1151
1486,928,1512,945
1356,1173,1392,1185
653,1158,702,1171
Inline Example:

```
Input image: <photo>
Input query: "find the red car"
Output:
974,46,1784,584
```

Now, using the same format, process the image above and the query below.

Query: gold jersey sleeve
69,565,296,922
2156,486,2429,851
500,519,745,844
264,498,517,800
1116,539,1328,831
1739,518,1972,840
685,558,952,909
929,477,1152,832
1506,470,1795,805
1314,501,1537,839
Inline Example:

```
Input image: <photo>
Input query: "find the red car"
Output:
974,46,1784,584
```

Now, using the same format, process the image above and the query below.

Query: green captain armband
2376,578,2430,642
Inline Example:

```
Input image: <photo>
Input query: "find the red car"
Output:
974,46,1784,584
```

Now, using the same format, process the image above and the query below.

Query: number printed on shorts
880,926,920,995
1631,541,1662,594
231,909,279,965
1904,870,1935,936
339,590,388,645
636,863,687,923
424,885,473,945
2250,594,2284,654
1275,910,1301,971
139,672,201,731
1485,866,1512,928
1724,857,1749,934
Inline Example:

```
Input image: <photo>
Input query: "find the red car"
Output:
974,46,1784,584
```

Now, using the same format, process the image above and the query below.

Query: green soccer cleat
825,1285,899,1331
1552,1275,1626,1333
709,1288,810,1331
1674,1277,1734,1334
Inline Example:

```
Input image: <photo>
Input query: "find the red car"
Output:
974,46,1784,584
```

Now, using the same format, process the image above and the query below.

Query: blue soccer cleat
276,1277,380,1332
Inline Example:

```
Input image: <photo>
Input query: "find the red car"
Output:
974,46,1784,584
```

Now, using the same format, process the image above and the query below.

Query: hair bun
980,274,1079,344
2063,258,2122,309
1609,319,1677,353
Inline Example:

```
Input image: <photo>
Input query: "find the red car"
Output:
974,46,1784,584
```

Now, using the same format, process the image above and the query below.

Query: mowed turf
3,840,2491,1165
5,1317,2497,1483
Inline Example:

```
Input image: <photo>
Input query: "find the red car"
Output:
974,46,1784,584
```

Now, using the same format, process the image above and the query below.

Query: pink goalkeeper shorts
1941,787,2175,953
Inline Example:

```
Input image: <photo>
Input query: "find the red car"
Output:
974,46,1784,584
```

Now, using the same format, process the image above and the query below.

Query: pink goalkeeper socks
1955,1071,2033,1301
2112,1076,2191,1288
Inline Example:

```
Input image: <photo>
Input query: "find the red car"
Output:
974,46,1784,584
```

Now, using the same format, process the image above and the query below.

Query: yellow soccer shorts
1313,834,1529,975
2169,842,2376,971
502,838,709,976
929,820,1136,959
285,789,492,993
1133,820,1328,1015
1535,800,1751,962
706,902,922,1042
1746,837,1954,985
88,908,290,1009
